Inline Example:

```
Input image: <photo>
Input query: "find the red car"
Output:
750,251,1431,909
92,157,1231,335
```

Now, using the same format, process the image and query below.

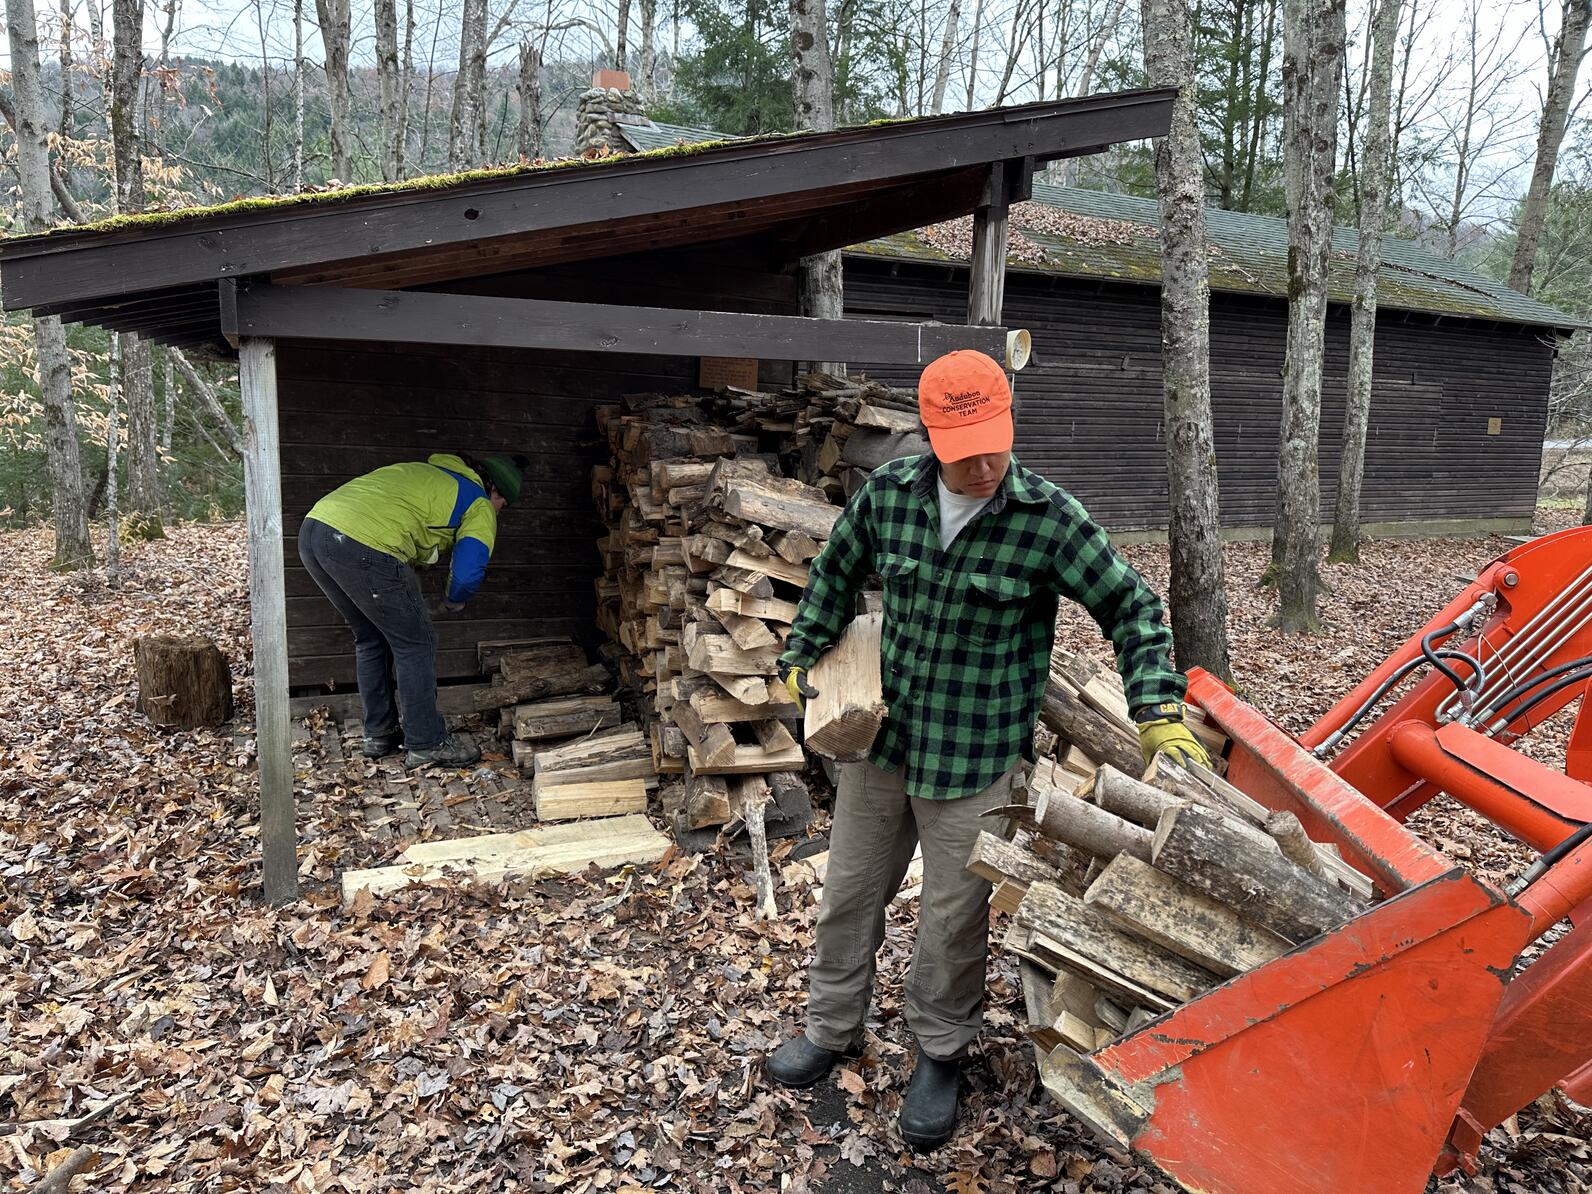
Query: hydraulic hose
1312,644,1485,757
1508,818,1592,898
1473,653,1592,725
1422,622,1473,699
1493,664,1592,734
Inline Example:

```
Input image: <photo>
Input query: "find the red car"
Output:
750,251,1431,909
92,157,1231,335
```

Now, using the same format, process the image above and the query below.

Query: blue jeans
297,517,448,750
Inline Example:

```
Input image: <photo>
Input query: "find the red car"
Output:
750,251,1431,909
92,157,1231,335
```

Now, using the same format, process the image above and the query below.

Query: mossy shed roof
0,91,1178,350
610,118,1577,331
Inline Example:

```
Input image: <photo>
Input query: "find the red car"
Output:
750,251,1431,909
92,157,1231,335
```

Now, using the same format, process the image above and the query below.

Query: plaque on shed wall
699,356,760,391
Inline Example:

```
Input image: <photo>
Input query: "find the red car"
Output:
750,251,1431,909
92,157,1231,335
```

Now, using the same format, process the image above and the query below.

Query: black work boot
404,733,481,770
899,1049,961,1151
362,731,403,759
765,1034,859,1090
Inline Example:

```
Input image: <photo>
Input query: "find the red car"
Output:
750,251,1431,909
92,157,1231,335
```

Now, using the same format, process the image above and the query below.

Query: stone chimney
574,69,648,155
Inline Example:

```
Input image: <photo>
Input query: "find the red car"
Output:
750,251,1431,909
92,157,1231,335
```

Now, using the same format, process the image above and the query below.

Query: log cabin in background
617,119,1583,539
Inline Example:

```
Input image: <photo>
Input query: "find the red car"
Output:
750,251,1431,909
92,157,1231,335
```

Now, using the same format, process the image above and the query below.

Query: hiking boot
765,1034,861,1090
899,1049,961,1151
362,732,403,759
404,733,481,770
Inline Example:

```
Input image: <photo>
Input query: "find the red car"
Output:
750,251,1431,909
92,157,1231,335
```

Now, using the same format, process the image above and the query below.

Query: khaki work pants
804,758,1021,1061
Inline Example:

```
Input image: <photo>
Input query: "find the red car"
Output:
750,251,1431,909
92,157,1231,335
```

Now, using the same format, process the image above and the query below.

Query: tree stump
134,634,234,728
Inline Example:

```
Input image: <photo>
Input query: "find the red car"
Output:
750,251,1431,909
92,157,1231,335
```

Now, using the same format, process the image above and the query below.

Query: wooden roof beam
221,281,1018,366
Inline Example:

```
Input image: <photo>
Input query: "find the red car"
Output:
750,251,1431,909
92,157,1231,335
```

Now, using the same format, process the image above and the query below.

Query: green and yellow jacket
307,453,498,603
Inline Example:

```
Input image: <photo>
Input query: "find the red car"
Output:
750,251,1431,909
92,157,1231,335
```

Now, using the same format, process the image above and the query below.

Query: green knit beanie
478,453,528,504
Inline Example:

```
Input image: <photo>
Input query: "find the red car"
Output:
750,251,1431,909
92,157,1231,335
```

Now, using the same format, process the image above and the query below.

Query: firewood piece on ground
498,641,590,681
1016,880,1220,1004
534,777,649,821
478,636,572,673
134,633,234,728
803,612,888,762
341,814,670,904
1151,804,1365,944
1083,853,1291,977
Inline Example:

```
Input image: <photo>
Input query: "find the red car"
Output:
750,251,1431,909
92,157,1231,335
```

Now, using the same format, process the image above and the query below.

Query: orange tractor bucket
1043,528,1592,1193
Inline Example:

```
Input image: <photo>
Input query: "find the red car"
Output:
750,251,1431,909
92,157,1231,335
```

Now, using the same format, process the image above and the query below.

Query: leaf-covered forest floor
1,513,1589,1193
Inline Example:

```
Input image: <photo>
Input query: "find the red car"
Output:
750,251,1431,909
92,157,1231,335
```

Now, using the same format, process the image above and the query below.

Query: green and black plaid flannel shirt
781,453,1186,799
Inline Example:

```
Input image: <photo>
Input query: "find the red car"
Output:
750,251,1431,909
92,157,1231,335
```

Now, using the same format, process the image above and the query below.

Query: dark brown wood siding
843,256,1554,531
281,248,797,690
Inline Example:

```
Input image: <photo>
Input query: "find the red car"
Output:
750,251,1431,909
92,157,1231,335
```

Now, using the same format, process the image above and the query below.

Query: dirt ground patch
0,514,1587,1192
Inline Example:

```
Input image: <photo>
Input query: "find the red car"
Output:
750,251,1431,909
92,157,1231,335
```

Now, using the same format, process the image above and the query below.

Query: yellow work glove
1136,702,1212,770
779,663,819,714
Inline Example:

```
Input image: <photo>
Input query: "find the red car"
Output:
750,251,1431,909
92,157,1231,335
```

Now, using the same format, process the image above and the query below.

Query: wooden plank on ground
340,814,669,904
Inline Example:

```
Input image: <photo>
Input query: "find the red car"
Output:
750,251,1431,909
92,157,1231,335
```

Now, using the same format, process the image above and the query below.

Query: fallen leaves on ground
0,512,1586,1192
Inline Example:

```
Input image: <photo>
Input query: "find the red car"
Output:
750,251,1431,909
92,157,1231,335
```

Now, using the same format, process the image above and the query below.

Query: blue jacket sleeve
446,499,497,603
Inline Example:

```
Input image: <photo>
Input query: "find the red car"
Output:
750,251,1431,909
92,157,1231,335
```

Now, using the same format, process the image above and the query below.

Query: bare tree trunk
110,0,162,539
1510,0,1590,294
375,0,402,181
110,0,145,210
57,0,73,147
994,0,1032,104
1076,0,1130,96
516,40,543,159
121,334,163,538
398,0,414,175
1142,0,1233,681
617,0,632,68
170,348,244,456
6,0,94,570
1329,0,1400,564
965,0,986,108
105,334,123,587
1271,0,1345,632
639,0,658,98
292,0,306,188
793,0,844,372
930,0,961,112
160,348,175,452
448,0,488,169
314,0,353,181
170,350,243,455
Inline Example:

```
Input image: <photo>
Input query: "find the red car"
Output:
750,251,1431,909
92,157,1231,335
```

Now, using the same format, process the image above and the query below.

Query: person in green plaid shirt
764,349,1210,1152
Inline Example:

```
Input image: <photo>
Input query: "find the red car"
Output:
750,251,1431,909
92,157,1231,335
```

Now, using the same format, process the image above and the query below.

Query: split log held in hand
803,612,888,761
134,634,234,728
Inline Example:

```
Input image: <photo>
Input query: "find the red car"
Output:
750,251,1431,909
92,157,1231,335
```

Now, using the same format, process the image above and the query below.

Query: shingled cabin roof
610,119,1578,333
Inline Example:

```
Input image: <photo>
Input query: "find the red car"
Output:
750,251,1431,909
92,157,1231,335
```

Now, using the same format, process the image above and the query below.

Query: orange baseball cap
917,350,1014,462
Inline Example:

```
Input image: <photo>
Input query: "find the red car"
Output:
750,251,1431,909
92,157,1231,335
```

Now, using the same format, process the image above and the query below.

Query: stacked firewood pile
977,650,1377,1078
468,637,655,822
591,393,854,890
784,373,929,502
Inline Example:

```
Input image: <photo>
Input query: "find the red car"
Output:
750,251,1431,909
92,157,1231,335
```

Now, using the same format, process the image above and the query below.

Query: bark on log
1083,853,1290,977
1266,810,1328,878
803,612,887,761
1151,804,1363,943
720,476,840,540
134,634,234,728
472,663,610,710
1032,775,1154,862
1085,765,1184,828
1016,880,1219,1003
498,642,589,680
1041,680,1144,777
732,775,778,918
512,695,619,741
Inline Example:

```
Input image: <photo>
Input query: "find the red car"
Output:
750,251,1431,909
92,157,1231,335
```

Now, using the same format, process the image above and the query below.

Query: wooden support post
968,162,1011,326
240,337,297,905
